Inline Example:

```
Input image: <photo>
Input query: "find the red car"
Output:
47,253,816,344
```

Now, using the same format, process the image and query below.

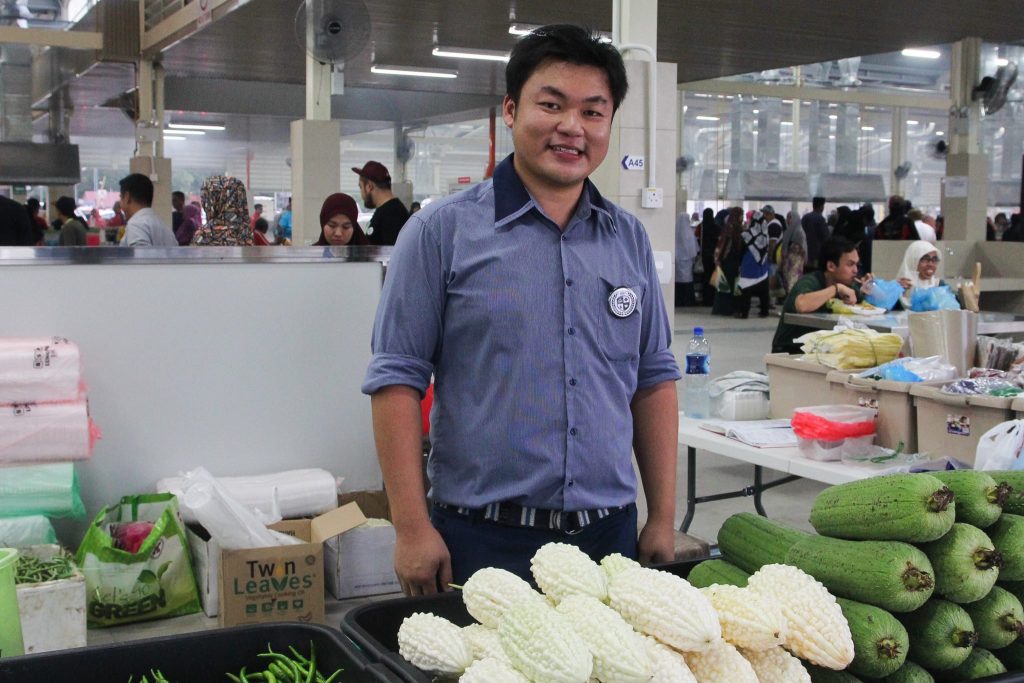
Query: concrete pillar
835,103,860,173
290,120,340,246
942,38,988,241
131,59,173,228
593,0,677,308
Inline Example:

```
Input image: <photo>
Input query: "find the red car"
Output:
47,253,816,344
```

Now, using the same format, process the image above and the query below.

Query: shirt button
569,378,577,386
569,427,577,436
565,278,573,287
568,327,575,335
568,480,575,487
561,235,567,241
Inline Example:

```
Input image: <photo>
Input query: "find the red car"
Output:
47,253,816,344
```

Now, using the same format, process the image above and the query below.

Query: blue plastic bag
864,278,903,310
910,285,960,312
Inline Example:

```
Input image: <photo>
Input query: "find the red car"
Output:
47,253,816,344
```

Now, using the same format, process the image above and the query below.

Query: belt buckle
563,512,585,535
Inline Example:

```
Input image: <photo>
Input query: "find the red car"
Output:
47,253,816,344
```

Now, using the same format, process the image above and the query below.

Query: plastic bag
863,278,903,311
791,407,876,440
975,420,1024,471
75,493,202,627
0,463,85,518
860,356,958,383
0,399,101,465
177,467,302,550
942,378,1019,396
0,515,57,546
910,285,961,312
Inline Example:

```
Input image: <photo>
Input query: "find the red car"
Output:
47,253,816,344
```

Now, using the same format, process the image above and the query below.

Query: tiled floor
90,305,828,646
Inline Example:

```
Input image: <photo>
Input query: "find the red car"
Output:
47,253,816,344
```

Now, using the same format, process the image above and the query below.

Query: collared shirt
120,208,177,247
362,154,680,512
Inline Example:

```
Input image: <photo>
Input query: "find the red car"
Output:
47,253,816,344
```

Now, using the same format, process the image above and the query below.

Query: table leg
754,466,767,517
680,446,696,532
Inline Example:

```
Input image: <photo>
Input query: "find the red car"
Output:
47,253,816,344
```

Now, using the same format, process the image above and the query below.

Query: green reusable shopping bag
75,493,201,628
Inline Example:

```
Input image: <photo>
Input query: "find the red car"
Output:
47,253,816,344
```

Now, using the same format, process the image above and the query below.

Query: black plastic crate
0,622,400,682
340,558,701,683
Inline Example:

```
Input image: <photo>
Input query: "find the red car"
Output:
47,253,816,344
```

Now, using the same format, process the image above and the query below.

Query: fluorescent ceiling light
829,135,836,140
751,109,759,113
432,46,509,62
902,48,941,59
880,138,892,142
509,22,611,42
861,126,875,131
168,122,225,131
936,131,945,136
164,128,204,136
907,119,919,125
996,58,1009,66
781,121,793,126
508,22,540,36
695,115,719,121
163,135,187,141
371,64,458,79
717,169,729,174
829,114,838,120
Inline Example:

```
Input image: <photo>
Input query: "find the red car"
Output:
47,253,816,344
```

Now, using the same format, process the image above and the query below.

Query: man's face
502,60,613,194
359,178,376,209
828,250,861,285
172,195,184,211
119,191,138,219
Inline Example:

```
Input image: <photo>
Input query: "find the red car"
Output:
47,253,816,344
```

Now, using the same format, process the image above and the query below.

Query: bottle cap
694,327,703,336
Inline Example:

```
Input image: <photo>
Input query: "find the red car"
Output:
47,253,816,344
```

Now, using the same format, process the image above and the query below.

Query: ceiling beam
679,78,951,111
141,0,248,58
0,26,102,50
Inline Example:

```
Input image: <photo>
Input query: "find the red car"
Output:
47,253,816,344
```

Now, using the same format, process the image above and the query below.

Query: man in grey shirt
119,173,177,247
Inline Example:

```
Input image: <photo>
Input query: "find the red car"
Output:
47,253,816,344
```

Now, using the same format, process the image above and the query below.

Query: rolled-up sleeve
636,234,682,391
361,215,445,397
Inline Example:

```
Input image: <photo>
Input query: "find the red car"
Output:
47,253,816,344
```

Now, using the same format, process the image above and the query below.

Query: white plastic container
712,390,770,421
792,404,877,462
14,545,86,654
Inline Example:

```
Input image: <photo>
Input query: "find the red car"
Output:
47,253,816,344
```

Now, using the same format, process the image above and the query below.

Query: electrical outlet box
641,187,663,209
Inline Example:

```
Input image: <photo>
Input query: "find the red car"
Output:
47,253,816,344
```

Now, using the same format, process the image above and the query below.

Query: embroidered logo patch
608,287,638,318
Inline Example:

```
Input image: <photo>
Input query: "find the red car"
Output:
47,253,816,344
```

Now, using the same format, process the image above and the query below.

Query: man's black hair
254,217,269,233
55,196,76,218
505,24,628,112
26,197,40,212
172,191,185,201
254,203,263,211
812,196,826,210
119,173,154,207
820,236,858,269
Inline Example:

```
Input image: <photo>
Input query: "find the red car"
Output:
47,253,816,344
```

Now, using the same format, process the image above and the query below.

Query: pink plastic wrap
0,400,98,465
0,337,83,404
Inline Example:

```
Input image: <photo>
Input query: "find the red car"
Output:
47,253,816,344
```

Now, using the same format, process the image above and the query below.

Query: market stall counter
0,622,401,682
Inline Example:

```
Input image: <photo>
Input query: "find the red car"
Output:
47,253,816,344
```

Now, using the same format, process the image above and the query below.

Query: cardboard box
15,545,86,654
910,384,1016,464
188,504,368,627
325,491,401,599
765,353,834,419
827,371,945,452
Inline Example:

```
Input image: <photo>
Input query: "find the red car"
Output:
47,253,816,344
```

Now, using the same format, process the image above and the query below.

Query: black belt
434,501,627,534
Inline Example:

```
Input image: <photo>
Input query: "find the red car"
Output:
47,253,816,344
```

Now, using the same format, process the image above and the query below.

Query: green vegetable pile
128,642,343,682
14,550,77,585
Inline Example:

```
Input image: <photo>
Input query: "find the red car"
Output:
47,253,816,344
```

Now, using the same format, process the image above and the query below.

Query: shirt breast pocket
599,280,645,362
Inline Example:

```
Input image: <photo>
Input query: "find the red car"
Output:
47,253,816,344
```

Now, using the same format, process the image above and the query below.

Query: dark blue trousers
431,503,639,584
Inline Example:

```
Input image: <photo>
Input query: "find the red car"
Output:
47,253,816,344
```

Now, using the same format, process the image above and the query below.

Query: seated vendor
896,240,947,309
772,237,863,354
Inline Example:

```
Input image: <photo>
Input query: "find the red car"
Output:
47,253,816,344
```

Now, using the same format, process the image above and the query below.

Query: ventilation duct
725,170,810,201
814,173,887,202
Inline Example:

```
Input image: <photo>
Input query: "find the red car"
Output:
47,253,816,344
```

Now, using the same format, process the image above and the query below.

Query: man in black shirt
352,161,410,246
0,195,32,246
801,196,829,271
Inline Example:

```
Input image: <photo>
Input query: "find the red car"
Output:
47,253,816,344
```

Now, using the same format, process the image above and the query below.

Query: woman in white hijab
896,240,942,309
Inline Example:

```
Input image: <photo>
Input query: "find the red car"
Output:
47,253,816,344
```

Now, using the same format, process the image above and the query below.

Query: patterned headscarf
192,175,253,246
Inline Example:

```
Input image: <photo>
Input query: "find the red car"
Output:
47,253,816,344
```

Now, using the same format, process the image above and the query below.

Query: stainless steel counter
0,245,392,265
784,310,1024,336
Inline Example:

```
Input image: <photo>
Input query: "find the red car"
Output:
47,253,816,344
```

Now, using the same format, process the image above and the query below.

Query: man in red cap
352,160,410,246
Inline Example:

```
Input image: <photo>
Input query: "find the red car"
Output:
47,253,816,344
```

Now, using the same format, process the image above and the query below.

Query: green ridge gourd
806,664,864,682
717,512,810,573
933,647,1007,681
686,559,749,588
878,660,935,683
929,471,1011,528
897,598,977,671
961,585,1024,650
809,474,955,542
836,597,909,678
987,513,1024,581
785,536,935,612
918,523,1002,603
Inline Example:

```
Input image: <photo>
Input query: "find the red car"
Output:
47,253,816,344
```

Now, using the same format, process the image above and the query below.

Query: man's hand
835,282,857,305
637,517,676,565
395,524,452,596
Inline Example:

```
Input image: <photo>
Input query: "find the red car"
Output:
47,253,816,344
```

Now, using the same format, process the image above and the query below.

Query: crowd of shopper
0,159,415,249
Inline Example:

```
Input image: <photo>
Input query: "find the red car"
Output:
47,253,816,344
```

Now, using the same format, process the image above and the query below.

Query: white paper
944,176,969,198
699,418,798,448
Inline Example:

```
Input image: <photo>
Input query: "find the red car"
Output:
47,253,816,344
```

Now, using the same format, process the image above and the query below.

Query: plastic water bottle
684,326,711,418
